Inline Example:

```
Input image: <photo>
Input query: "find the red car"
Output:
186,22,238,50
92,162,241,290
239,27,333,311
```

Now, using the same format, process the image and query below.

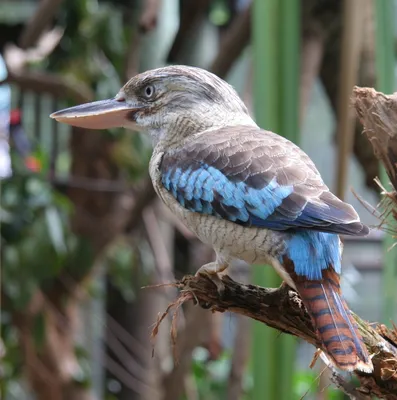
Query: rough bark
154,275,397,399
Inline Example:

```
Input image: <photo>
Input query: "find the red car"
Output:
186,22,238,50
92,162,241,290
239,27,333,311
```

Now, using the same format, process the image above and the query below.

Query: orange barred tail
294,268,373,372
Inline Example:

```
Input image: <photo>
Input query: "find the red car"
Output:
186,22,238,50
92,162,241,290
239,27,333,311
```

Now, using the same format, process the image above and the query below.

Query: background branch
3,69,93,103
18,0,64,50
209,6,251,79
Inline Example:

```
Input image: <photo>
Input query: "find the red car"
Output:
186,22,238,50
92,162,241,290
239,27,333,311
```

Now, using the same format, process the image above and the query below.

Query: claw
195,259,229,296
196,269,225,296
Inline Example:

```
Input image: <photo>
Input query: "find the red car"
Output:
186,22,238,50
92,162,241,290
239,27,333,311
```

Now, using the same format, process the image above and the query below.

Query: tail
293,267,373,372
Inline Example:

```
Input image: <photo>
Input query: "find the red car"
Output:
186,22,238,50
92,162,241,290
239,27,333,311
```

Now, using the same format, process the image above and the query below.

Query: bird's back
158,125,368,235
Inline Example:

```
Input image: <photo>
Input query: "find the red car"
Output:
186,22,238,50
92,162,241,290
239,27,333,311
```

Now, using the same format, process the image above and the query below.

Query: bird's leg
195,258,229,295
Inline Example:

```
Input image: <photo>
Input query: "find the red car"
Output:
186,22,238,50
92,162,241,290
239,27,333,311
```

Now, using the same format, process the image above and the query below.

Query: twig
152,274,397,399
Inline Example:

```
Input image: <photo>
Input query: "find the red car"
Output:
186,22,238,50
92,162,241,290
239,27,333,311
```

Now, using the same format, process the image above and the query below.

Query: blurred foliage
0,148,93,393
209,0,231,26
48,0,126,92
47,0,152,174
0,0,149,395
1,150,77,309
103,237,137,302
185,347,343,400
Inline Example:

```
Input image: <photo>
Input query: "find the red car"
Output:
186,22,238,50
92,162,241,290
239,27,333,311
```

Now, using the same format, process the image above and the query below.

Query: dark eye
143,85,155,99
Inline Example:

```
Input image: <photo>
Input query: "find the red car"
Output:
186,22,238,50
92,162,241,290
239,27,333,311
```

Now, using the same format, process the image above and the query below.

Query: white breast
149,151,286,264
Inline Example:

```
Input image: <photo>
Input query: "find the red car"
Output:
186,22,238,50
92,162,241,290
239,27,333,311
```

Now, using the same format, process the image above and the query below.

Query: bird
51,65,373,373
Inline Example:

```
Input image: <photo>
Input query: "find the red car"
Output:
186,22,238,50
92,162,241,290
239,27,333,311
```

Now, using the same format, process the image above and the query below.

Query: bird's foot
195,262,226,296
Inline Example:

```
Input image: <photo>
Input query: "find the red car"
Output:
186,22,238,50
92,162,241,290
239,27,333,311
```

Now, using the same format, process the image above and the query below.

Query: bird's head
51,65,255,144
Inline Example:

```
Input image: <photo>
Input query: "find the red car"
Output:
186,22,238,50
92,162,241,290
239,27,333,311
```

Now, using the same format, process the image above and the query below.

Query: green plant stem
375,0,397,324
252,0,300,399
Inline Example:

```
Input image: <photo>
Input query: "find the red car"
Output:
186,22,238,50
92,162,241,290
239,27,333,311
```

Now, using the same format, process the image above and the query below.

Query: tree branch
3,69,93,103
153,275,397,399
166,0,212,64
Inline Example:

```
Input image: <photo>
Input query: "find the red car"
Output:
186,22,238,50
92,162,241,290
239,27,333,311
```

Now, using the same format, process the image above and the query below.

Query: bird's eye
143,85,155,99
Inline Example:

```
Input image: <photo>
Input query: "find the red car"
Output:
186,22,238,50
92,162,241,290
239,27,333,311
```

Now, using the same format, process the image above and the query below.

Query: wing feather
160,125,369,236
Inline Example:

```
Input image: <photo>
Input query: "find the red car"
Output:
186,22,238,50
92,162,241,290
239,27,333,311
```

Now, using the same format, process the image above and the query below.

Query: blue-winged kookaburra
51,65,372,373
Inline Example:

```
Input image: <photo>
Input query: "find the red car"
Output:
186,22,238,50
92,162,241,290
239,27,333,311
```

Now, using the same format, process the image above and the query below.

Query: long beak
50,98,141,130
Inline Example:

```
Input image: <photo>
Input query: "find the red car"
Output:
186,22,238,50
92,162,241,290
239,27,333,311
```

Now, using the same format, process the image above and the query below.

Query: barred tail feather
293,267,373,372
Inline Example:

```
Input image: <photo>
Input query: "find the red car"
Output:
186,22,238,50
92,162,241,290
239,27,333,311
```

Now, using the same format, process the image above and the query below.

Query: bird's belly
165,195,286,264
154,183,295,286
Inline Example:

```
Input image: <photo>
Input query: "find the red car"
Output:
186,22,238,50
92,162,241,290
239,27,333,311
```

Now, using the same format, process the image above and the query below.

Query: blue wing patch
159,125,369,237
162,163,294,226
